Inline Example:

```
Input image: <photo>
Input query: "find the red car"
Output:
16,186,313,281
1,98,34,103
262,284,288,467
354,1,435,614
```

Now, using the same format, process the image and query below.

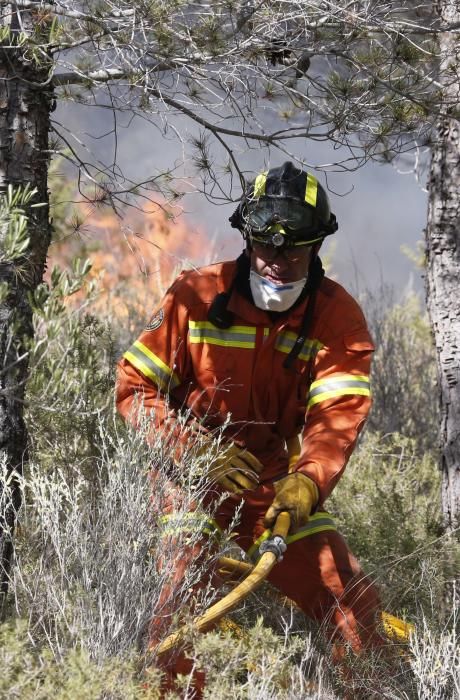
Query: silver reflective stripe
124,342,180,390
308,378,370,400
287,516,336,545
188,321,256,348
189,328,256,344
275,332,323,362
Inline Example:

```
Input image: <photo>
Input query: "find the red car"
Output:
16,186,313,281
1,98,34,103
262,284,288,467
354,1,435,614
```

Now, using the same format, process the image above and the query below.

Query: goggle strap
250,233,325,247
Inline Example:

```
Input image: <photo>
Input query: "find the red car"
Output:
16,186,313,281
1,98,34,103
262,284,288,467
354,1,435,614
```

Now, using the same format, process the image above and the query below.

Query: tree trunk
0,3,52,605
425,1,460,531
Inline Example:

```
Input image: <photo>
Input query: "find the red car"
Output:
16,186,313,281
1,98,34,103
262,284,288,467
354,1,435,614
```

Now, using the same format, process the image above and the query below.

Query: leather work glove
264,473,319,532
206,443,264,495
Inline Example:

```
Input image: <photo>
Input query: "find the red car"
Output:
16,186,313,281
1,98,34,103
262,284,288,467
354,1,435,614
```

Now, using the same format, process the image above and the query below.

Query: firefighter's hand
264,473,319,532
207,443,264,494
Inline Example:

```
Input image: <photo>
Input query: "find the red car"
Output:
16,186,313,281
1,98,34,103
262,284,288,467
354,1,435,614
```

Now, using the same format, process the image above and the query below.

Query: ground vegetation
0,243,458,698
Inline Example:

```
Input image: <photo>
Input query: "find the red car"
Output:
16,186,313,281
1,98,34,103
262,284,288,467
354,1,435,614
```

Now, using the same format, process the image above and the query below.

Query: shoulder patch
145,308,164,331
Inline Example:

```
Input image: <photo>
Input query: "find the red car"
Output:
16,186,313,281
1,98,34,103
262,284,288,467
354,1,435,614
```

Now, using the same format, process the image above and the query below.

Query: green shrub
2,255,455,699
364,289,439,453
329,431,458,623
0,620,158,699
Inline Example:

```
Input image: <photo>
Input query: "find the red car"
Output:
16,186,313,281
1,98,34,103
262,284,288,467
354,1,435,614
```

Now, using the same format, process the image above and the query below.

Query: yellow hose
156,512,290,656
218,556,253,578
218,558,415,644
381,611,414,642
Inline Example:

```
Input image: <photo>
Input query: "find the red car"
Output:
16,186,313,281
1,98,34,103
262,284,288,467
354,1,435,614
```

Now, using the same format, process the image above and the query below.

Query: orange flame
49,203,211,324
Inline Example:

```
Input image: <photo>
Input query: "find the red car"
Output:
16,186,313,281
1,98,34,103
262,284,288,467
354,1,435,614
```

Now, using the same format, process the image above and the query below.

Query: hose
156,511,290,656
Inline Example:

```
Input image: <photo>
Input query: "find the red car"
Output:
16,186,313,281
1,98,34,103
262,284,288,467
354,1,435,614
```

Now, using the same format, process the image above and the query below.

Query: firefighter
116,161,384,695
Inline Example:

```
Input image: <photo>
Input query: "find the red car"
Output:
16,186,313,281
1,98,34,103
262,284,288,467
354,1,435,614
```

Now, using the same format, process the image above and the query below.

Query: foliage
0,255,454,697
0,185,40,261
3,1,452,206
25,258,116,474
329,432,458,620
1,1,459,693
0,620,154,700
364,289,439,452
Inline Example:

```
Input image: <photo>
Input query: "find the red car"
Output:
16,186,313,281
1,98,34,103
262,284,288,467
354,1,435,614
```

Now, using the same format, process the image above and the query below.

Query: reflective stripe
123,340,180,390
275,331,323,363
189,321,256,349
305,173,318,207
287,517,337,544
254,172,268,198
247,511,337,563
308,374,371,408
159,512,222,538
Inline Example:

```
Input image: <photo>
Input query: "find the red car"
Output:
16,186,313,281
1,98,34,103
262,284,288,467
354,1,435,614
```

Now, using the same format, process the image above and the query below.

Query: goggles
243,197,321,237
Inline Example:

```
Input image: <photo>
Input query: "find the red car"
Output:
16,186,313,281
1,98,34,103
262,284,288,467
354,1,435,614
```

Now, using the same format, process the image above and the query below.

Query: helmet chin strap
283,253,324,370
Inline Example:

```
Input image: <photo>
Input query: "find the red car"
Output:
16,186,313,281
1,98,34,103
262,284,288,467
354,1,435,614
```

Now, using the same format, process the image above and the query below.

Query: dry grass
0,249,458,698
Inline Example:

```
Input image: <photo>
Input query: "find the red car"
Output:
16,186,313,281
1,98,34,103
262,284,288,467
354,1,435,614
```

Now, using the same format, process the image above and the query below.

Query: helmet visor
244,197,317,233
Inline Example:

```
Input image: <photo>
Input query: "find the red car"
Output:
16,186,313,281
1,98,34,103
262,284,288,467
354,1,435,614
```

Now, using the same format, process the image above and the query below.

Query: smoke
54,100,428,294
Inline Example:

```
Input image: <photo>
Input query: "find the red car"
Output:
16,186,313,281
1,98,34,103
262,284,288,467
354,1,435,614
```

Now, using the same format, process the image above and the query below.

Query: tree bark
0,3,53,604
425,0,460,531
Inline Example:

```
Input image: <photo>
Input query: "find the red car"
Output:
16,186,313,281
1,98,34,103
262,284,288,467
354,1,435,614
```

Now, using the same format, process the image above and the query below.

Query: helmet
230,161,338,247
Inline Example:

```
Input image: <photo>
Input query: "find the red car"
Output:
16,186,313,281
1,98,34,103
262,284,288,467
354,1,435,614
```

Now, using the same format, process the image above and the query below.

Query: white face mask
249,269,307,312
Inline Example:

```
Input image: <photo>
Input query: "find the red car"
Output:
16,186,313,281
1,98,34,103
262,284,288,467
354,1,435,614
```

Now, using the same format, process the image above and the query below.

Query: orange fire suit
116,258,383,693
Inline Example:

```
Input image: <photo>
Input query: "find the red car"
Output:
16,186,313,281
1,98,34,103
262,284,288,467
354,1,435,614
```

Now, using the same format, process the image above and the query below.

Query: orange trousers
150,483,384,697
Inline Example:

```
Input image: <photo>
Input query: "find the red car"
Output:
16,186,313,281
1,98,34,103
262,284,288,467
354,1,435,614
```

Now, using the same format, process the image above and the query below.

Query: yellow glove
263,473,319,532
206,443,264,494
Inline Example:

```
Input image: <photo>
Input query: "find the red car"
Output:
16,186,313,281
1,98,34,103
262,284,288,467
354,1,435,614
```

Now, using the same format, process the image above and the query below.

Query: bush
364,288,439,453
329,432,458,623
1,258,456,698
0,620,154,700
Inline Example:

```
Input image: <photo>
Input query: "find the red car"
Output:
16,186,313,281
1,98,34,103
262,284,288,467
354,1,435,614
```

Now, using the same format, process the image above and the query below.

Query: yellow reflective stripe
189,321,256,349
309,374,370,391
308,387,371,408
305,173,318,207
275,332,323,362
189,321,256,334
159,513,222,538
248,512,336,563
123,340,180,390
254,171,268,198
308,374,371,408
287,522,336,544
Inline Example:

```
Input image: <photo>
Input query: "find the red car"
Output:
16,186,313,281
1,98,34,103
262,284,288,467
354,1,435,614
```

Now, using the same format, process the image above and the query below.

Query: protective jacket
116,256,374,504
